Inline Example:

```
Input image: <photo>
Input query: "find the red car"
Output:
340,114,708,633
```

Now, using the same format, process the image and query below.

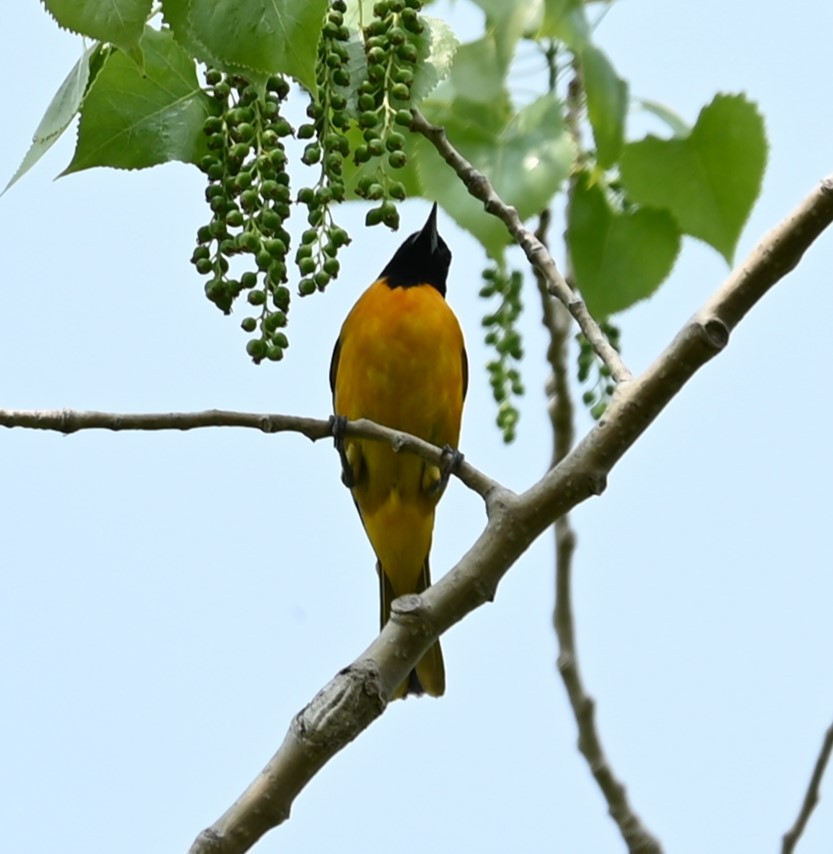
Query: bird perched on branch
330,204,467,698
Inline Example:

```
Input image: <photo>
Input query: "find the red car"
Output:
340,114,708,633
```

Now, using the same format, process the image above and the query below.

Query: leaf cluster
8,0,769,434
443,0,767,432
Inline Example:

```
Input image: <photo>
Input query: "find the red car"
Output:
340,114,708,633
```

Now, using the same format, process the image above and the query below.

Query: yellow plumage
331,207,466,697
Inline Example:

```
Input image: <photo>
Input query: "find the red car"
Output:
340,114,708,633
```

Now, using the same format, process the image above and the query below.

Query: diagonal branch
6,174,830,854
535,211,661,852
0,409,499,499
782,721,833,854
183,174,833,853
410,108,632,385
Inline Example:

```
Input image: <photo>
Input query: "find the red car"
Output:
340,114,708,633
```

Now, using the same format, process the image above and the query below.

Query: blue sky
2,2,832,853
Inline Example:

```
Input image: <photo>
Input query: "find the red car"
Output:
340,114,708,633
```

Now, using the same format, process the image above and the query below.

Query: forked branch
6,174,832,853
191,173,831,852
535,210,661,852
410,108,632,385
0,409,499,499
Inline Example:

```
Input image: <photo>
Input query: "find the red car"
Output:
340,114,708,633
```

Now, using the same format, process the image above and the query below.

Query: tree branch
8,174,831,853
183,175,833,853
410,108,632,385
553,507,661,854
0,408,331,437
524,174,833,524
782,721,833,854
0,409,499,500
535,211,661,852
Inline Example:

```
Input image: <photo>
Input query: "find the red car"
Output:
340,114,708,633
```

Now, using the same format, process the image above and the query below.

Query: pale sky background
2,2,832,853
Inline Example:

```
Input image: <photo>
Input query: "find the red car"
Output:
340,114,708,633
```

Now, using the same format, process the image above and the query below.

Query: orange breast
335,279,465,441
333,279,466,589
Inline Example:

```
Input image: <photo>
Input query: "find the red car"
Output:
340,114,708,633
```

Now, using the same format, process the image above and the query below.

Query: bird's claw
428,444,464,496
330,414,356,488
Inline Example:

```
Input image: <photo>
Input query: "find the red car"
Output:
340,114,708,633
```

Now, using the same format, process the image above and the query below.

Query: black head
377,203,452,296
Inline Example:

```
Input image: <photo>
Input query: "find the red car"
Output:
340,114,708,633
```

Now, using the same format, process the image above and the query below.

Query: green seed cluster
353,0,425,229
481,266,524,443
294,0,352,297
576,320,621,420
192,70,294,364
188,1,428,363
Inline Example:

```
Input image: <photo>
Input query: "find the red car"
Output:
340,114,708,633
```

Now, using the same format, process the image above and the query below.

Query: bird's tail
379,558,445,699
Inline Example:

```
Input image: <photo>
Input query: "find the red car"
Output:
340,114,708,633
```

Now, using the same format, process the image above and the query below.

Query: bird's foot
329,414,356,488
428,444,464,496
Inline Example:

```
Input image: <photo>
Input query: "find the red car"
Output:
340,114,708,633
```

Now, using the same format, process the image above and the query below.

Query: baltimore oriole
330,204,467,698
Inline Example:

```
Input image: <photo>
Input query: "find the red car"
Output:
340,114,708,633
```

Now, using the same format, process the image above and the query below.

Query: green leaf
43,0,151,55
620,94,767,262
538,0,590,48
4,43,102,193
567,174,681,317
469,0,544,70
161,0,221,67
410,17,459,105
412,94,511,255
188,0,328,91
636,98,690,138
342,0,377,30
63,28,217,174
436,35,509,106
418,94,575,258
339,15,458,111
581,44,627,168
332,14,456,129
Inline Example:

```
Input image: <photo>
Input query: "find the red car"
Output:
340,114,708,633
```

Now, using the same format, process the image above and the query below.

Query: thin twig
410,108,632,385
782,722,833,854
535,210,661,853
0,408,330,437
0,409,499,500
553,515,661,853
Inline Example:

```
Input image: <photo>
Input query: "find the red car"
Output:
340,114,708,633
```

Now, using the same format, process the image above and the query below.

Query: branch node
190,829,223,854
296,661,386,751
556,651,574,673
390,594,433,637
473,576,497,604
588,471,607,496
558,525,577,553
60,408,77,434
702,318,730,352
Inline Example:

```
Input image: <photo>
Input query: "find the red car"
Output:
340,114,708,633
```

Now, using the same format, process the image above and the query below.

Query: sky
2,2,832,853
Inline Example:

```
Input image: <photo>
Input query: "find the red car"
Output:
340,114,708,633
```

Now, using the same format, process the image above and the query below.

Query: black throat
377,204,452,296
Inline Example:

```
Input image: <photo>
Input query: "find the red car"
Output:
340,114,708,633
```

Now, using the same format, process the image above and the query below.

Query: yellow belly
333,279,466,591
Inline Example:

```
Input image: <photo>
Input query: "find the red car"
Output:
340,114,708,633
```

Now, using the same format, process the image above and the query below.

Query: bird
330,203,467,698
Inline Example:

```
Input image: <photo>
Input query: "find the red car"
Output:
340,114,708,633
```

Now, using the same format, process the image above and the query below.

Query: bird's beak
417,203,440,253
